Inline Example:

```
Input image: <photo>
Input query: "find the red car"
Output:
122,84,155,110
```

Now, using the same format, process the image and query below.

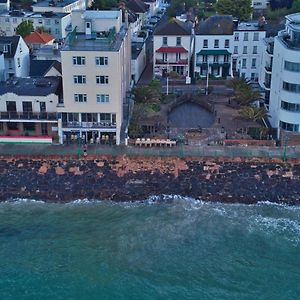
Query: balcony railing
62,121,116,129
264,81,271,89
265,64,272,72
196,61,230,67
155,59,188,65
0,111,57,121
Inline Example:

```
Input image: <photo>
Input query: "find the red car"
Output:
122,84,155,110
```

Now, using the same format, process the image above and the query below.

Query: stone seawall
0,156,300,204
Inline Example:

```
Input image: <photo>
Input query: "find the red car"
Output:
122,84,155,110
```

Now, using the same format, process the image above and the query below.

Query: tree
231,78,260,105
239,106,268,122
91,0,118,10
16,20,33,38
215,0,252,21
134,80,162,104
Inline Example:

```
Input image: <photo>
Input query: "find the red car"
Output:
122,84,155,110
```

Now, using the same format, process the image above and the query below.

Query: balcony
155,59,188,65
264,81,271,89
265,64,272,72
62,121,116,129
0,111,57,121
196,61,230,67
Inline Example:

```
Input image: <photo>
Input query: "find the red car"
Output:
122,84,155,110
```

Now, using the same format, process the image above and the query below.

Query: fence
1,143,300,160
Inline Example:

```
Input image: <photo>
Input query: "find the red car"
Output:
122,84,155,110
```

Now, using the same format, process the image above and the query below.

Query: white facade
0,53,5,81
232,23,266,81
131,42,146,83
32,0,86,13
252,0,269,9
144,0,160,16
0,11,71,40
59,10,131,145
0,36,30,78
267,13,300,134
194,34,234,78
0,0,9,11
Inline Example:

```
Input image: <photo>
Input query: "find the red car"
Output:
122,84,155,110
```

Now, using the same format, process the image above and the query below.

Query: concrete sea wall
0,156,300,204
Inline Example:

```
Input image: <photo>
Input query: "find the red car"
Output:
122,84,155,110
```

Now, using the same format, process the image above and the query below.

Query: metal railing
0,111,57,121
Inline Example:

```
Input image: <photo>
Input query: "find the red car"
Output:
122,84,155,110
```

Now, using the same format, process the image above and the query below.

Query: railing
155,59,188,65
0,111,57,121
264,81,271,89
265,64,272,72
62,121,116,129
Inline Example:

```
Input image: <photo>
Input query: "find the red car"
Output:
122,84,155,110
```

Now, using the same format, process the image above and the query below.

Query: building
30,59,62,77
194,15,234,79
252,0,269,10
24,30,55,50
266,13,300,136
0,36,30,78
143,0,159,16
0,10,71,40
59,10,131,145
232,20,266,81
0,76,62,139
0,52,5,81
0,0,9,12
153,18,193,79
32,0,86,13
131,41,146,83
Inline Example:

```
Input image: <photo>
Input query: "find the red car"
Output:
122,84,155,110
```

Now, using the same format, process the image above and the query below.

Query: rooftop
0,76,62,96
0,36,21,58
196,15,233,35
131,42,144,59
30,59,61,76
286,12,300,23
154,18,191,36
63,26,128,52
24,31,55,44
235,21,265,31
81,10,121,19
33,0,81,8
0,10,69,18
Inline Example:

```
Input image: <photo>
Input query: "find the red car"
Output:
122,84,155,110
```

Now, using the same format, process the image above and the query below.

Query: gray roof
33,0,79,8
131,42,144,59
0,76,62,96
0,36,20,58
196,15,233,35
154,18,191,36
30,59,62,77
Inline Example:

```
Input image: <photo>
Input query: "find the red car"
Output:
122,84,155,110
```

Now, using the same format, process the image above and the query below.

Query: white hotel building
58,10,131,145
267,13,300,135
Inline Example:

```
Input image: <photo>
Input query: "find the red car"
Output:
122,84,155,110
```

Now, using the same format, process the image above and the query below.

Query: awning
197,49,231,56
156,46,188,53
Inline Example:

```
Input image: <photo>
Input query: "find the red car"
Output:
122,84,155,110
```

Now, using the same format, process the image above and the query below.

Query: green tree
231,78,260,105
16,20,33,37
239,106,268,122
215,0,252,20
91,0,118,10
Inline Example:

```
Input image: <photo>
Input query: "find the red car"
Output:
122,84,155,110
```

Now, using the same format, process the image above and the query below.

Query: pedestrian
218,117,221,124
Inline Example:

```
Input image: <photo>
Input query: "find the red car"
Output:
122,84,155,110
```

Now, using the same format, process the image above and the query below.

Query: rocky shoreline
0,155,300,204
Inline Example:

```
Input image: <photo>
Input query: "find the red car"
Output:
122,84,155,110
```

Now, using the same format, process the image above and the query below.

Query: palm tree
239,106,269,122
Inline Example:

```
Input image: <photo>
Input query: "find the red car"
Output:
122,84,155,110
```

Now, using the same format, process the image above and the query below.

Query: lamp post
205,63,209,95
77,132,81,159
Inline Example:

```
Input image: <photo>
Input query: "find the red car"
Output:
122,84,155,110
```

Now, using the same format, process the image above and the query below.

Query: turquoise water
0,197,300,299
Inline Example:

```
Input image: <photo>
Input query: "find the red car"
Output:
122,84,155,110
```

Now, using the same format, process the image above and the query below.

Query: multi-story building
131,41,146,83
58,10,131,145
32,0,86,13
0,36,30,78
0,10,71,40
252,0,269,10
153,18,193,79
266,13,300,136
0,52,5,81
232,20,266,81
194,15,234,78
0,76,62,139
0,0,9,12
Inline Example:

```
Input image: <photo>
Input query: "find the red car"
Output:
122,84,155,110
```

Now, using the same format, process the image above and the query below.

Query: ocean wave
3,198,46,204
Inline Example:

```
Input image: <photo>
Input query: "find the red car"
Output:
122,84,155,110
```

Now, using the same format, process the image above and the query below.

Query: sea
0,196,300,299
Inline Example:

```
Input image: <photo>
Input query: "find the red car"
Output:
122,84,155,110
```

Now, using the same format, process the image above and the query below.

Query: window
55,19,59,25
243,46,247,54
74,94,87,102
17,58,20,68
176,37,181,46
234,33,239,41
23,122,35,132
203,39,208,48
213,55,218,63
38,19,43,24
55,29,60,35
6,101,16,112
251,58,256,68
243,32,248,41
253,46,257,54
40,102,46,112
224,39,229,48
73,56,85,65
100,113,112,123
251,73,255,80
283,82,300,93
19,45,22,53
73,75,86,84
242,58,247,68
214,39,219,48
45,19,51,25
96,75,109,84
22,101,32,112
241,72,246,78
202,55,207,63
253,32,259,41
163,36,167,45
280,121,299,132
97,94,109,103
281,100,300,112
13,18,17,23
176,53,181,61
234,46,238,54
7,122,18,130
95,56,108,66
224,55,229,63
284,61,300,72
